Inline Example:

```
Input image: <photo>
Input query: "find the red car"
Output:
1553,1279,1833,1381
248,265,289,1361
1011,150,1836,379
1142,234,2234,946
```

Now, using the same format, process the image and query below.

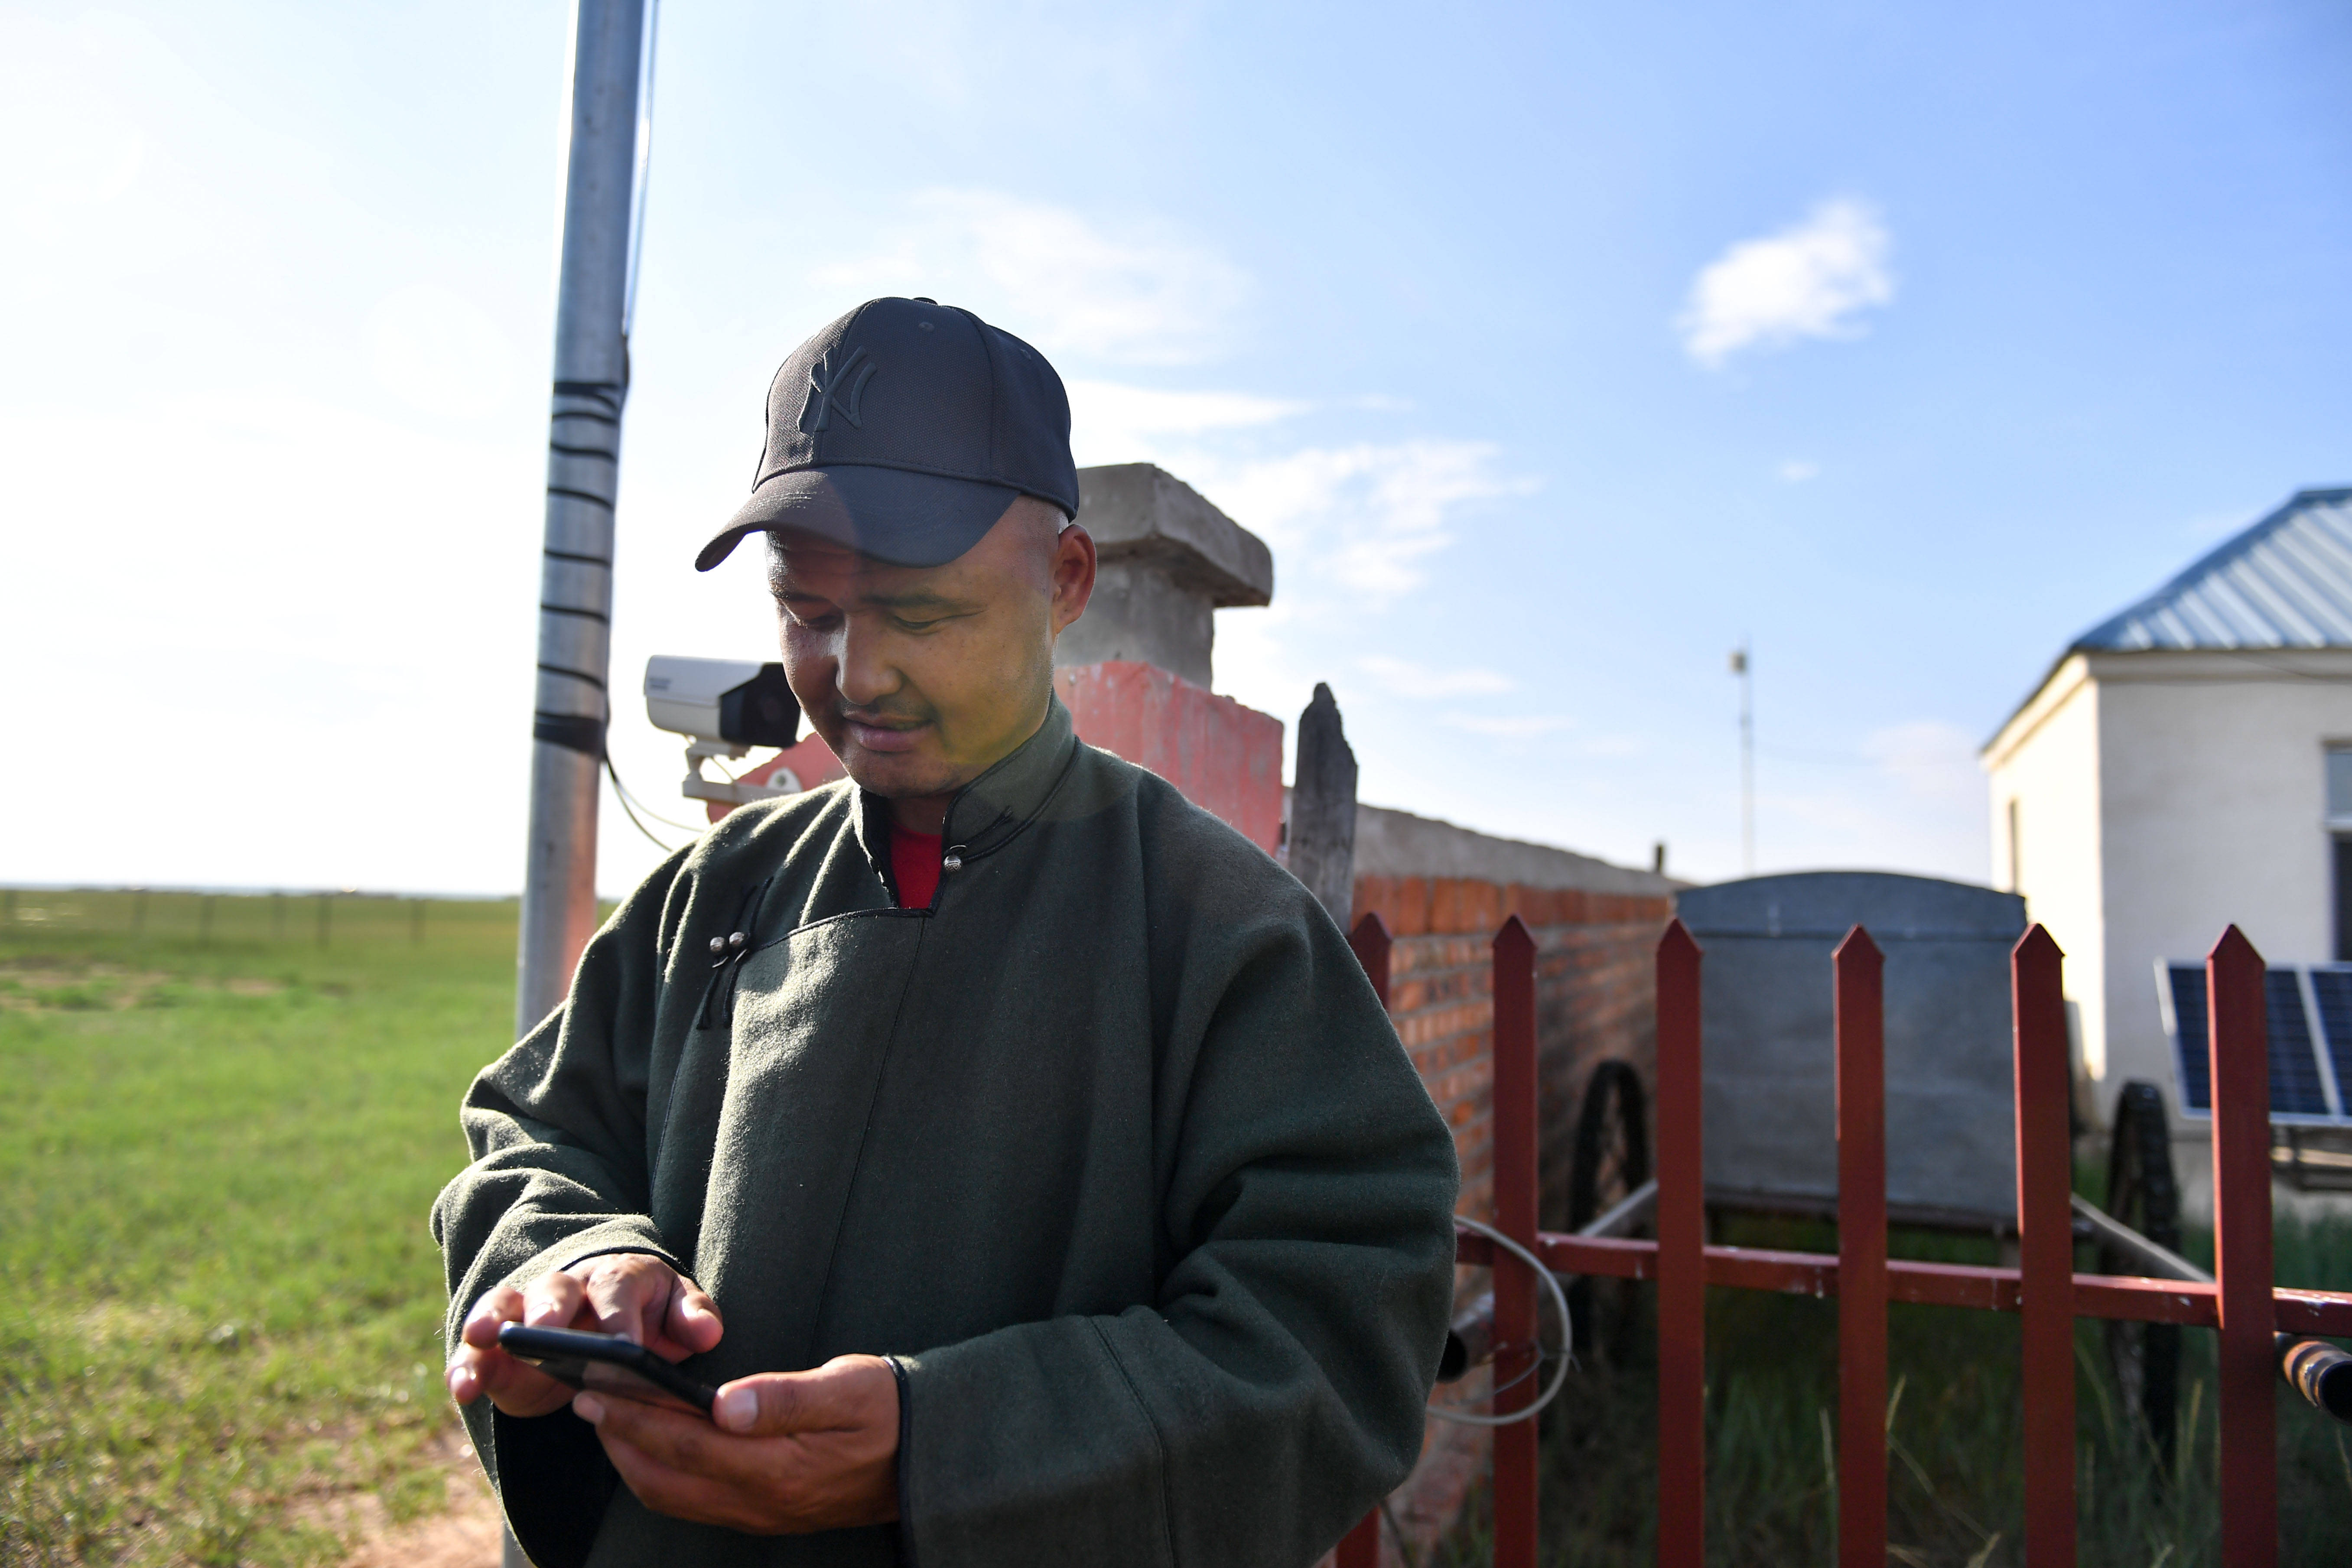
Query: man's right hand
447,1253,725,1418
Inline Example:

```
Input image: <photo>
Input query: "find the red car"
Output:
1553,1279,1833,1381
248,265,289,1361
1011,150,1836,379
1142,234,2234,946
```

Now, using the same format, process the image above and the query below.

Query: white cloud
1183,438,1535,761
1778,459,1820,483
1066,379,1304,466
1863,719,1981,804
1207,439,1535,603
811,189,1251,365
1678,198,1894,368
1356,654,1515,699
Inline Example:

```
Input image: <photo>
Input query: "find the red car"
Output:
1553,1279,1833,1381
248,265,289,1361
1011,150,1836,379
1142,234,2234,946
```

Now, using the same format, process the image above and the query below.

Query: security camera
643,656,805,807
644,656,800,746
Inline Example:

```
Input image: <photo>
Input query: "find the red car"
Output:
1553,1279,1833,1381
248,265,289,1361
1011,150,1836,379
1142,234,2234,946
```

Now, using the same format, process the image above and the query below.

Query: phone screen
565,1357,712,1416
496,1324,718,1417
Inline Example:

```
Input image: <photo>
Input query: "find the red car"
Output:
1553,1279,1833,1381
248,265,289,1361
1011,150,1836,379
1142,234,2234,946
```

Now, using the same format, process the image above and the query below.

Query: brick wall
1356,876,1669,1228
1058,660,1285,854
1343,874,1671,1565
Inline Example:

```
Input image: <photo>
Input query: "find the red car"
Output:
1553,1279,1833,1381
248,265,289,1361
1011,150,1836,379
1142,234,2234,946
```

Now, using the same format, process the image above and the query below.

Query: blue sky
3,0,2346,896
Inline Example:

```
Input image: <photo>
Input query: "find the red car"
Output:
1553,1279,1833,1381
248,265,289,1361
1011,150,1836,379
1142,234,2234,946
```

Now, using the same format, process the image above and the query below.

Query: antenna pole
517,0,648,1040
1731,643,1754,876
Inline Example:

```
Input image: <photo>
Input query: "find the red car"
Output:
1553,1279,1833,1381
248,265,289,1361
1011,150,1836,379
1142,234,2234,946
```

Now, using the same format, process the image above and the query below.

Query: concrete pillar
1055,463,1273,688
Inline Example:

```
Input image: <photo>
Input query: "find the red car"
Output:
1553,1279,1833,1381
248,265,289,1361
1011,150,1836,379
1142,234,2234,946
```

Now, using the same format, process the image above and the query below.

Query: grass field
4,887,2350,1566
1,889,526,1566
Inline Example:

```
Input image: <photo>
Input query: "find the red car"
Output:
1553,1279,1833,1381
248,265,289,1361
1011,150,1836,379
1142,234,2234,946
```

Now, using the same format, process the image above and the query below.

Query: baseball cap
695,297,1080,572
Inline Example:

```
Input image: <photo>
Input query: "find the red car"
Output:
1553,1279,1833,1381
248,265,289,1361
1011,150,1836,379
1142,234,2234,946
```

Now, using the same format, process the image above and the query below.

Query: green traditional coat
433,699,1460,1567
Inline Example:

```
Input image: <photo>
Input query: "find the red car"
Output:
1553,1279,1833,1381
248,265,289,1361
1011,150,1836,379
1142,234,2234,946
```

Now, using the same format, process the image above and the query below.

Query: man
436,297,1459,1568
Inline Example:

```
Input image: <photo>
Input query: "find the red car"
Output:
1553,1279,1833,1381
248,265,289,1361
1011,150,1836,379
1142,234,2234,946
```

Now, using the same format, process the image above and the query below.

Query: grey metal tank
1672,872,2030,1230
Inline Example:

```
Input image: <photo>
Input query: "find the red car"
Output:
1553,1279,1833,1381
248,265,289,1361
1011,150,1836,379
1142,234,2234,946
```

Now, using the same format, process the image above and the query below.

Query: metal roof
2073,488,2352,652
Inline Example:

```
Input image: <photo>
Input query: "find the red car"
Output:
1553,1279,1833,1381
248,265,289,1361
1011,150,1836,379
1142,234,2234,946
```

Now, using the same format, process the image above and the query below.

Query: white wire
1425,1216,1575,1427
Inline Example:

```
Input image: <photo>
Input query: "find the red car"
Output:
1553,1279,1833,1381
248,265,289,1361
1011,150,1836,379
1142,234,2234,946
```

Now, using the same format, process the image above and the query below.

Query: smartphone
496,1323,719,1417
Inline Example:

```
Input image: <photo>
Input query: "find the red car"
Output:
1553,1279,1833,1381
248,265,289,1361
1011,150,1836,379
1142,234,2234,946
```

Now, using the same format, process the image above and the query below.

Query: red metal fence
1339,913,2352,1568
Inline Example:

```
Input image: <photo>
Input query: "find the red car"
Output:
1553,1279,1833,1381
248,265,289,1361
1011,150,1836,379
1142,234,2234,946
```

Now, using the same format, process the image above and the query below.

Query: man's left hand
573,1353,901,1535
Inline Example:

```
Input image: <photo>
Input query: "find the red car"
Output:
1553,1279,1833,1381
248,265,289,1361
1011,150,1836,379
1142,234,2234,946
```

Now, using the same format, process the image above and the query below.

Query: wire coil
1425,1217,1574,1427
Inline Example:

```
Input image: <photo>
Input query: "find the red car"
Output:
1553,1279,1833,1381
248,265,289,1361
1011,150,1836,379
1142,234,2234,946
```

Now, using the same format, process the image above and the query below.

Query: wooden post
1655,921,1706,1568
1835,927,1887,1568
2209,927,2274,1568
2012,925,2076,1565
1337,910,1396,1568
1492,916,1541,1568
1292,684,1360,924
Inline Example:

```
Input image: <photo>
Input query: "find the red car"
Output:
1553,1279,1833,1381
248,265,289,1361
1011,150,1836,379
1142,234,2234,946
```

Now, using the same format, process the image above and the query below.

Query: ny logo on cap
801,346,877,433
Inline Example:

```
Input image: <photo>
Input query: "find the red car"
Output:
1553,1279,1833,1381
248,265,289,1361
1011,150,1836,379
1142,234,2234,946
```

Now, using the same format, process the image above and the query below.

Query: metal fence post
2012,925,2075,1565
2209,926,2275,1568
1834,927,1887,1568
1492,916,1540,1568
1337,911,1394,1568
1655,921,1706,1568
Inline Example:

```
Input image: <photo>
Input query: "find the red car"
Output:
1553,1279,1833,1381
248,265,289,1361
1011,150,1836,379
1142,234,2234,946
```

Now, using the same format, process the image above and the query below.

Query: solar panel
2267,970,2332,1116
2309,968,2352,1103
2161,963,2211,1113
2155,962,2350,1125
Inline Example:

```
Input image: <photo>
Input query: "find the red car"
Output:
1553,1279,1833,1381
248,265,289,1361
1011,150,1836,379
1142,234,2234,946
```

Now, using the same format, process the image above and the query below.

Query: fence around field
0,887,523,949
1339,913,2352,1568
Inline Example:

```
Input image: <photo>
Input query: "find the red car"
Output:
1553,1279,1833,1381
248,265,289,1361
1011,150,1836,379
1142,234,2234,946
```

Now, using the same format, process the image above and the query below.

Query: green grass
0,889,525,1566
1432,1213,2352,1568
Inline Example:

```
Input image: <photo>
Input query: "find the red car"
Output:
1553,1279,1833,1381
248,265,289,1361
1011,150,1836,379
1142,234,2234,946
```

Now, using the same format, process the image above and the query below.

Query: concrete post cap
1075,464,1273,608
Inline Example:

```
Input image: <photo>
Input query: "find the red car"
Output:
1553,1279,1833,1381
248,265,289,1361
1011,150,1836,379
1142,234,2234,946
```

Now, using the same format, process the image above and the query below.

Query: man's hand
573,1354,901,1535
446,1253,723,1418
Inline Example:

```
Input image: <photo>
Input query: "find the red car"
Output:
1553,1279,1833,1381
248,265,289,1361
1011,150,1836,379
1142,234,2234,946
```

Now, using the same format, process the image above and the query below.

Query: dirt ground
339,1431,504,1568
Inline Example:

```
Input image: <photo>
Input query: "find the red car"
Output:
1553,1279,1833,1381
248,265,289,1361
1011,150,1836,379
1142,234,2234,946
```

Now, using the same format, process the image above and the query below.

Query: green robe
433,698,1459,1567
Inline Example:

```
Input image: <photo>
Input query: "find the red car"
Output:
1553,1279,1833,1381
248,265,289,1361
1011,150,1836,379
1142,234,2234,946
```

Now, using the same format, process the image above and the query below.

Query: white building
1981,489,2352,1160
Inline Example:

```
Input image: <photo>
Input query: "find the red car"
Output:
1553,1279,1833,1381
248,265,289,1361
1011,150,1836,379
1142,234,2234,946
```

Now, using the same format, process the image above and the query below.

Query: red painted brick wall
1057,660,1285,854
1343,873,1671,1565
1354,875,1669,1230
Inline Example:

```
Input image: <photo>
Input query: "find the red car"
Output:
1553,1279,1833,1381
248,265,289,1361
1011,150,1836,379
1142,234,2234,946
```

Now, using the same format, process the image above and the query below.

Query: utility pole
1730,642,1754,876
517,0,649,1041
